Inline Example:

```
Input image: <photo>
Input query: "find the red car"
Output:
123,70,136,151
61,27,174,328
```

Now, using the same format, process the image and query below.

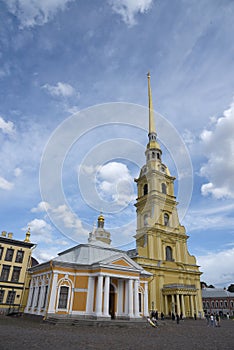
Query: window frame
5,248,14,262
58,286,69,310
0,265,11,281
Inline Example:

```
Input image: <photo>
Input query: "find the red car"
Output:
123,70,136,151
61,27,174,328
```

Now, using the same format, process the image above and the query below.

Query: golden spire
24,227,31,242
147,72,156,135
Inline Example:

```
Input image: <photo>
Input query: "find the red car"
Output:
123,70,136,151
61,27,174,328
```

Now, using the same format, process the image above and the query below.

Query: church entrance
109,284,115,319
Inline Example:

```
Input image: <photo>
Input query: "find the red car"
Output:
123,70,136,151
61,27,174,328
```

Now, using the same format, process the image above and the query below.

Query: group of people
205,313,221,327
147,310,165,327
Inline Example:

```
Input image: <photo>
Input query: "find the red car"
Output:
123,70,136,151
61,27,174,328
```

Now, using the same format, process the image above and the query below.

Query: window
30,288,35,307
15,250,24,263
5,248,14,261
157,153,160,160
161,183,167,194
0,246,3,259
215,301,219,308
144,214,148,227
224,301,228,308
35,286,41,307
0,265,11,281
0,289,5,303
220,301,223,307
166,246,173,261
42,286,48,308
211,301,214,308
152,152,155,158
11,267,21,282
230,301,233,308
206,301,210,307
58,286,69,309
143,184,148,196
164,213,169,226
6,290,16,304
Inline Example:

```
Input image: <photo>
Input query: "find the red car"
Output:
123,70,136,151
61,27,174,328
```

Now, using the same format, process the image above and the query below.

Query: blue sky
0,0,234,287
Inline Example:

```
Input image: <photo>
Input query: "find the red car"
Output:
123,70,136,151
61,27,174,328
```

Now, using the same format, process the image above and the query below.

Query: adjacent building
25,215,151,320
129,73,203,318
0,230,36,314
202,287,234,316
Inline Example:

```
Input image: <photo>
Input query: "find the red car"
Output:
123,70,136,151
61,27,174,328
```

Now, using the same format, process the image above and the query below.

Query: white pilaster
103,276,110,317
124,280,128,315
128,279,134,318
47,273,58,314
144,282,149,316
176,294,181,316
134,279,140,318
95,275,103,316
181,294,185,318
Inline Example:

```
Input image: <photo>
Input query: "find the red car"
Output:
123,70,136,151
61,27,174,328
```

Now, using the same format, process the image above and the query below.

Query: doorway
109,284,115,319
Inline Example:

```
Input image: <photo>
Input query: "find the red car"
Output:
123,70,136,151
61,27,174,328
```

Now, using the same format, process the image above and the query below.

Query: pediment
111,258,133,268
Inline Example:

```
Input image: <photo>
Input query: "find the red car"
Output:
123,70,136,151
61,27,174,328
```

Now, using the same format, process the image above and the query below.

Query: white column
176,294,181,316
117,279,124,316
181,294,185,318
95,275,103,316
47,273,58,314
128,279,134,318
194,294,198,316
171,294,175,314
144,282,149,317
124,280,128,315
190,295,194,316
164,295,168,316
134,279,140,318
86,276,95,314
103,276,110,317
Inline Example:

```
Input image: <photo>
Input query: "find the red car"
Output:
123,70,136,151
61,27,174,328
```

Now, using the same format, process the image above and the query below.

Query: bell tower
132,73,203,318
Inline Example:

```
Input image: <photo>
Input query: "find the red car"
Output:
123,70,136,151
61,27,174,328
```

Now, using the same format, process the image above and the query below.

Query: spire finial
24,227,31,242
147,71,156,135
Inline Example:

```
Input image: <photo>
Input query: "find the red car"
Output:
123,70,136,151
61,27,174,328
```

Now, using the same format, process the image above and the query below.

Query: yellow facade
131,73,203,318
0,230,36,314
25,225,151,320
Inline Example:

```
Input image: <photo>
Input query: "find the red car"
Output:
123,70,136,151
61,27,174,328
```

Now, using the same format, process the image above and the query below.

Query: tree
227,284,234,292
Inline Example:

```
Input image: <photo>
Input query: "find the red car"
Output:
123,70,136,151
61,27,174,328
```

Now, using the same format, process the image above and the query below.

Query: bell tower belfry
132,73,203,318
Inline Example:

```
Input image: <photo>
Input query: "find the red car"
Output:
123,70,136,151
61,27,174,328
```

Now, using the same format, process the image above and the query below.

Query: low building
25,215,151,320
0,230,36,314
202,288,234,316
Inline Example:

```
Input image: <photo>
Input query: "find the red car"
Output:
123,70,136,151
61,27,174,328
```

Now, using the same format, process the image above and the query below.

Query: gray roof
202,288,234,298
31,240,152,277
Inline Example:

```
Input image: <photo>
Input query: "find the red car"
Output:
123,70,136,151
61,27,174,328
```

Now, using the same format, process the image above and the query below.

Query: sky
0,0,234,288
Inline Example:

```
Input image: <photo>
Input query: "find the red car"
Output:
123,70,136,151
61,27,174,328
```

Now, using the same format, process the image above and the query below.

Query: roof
0,236,35,248
202,288,234,298
30,241,152,277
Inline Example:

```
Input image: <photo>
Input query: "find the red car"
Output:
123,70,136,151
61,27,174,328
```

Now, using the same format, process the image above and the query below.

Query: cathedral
129,73,203,318
25,74,203,320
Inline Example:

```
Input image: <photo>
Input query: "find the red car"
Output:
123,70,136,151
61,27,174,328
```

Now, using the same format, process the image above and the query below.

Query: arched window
161,183,167,194
166,246,173,261
152,152,155,158
58,286,69,309
164,213,169,226
143,184,148,196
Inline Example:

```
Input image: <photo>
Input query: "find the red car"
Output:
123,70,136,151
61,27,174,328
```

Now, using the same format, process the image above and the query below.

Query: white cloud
0,176,14,190
108,0,153,26
42,82,78,98
0,116,15,135
14,167,22,177
31,201,51,213
96,162,135,206
3,0,75,28
52,204,87,235
25,218,53,243
197,247,234,287
200,100,234,199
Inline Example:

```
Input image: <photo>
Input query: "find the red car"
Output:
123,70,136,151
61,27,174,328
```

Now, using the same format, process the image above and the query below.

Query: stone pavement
0,315,233,350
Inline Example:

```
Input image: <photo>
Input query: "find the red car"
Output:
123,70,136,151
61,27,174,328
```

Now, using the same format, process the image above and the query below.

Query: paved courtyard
0,315,233,350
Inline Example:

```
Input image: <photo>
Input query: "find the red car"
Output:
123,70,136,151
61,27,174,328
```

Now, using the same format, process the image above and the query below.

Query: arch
164,213,169,226
143,184,148,196
57,276,73,311
161,183,167,194
166,246,173,261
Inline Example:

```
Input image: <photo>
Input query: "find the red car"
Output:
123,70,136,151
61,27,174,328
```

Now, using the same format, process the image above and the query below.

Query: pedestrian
176,314,180,324
210,314,214,327
205,313,209,326
172,312,175,321
161,312,164,320
180,312,183,320
215,314,220,327
194,312,197,320
155,310,158,320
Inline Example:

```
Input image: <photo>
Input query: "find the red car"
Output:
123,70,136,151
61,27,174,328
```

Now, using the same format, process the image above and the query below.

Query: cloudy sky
0,0,234,287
